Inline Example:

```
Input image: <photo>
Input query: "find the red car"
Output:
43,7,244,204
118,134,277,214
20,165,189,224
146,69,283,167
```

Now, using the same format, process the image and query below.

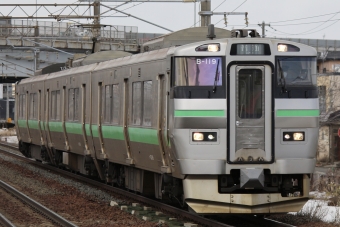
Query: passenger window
238,69,263,119
68,89,74,121
74,88,79,121
112,84,120,124
51,91,56,120
104,85,111,123
132,82,142,125
50,90,60,120
19,94,26,119
56,90,60,120
143,81,152,126
29,93,37,119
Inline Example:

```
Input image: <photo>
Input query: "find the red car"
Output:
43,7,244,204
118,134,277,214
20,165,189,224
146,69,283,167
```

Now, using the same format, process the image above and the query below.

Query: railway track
0,212,15,227
0,142,296,227
0,179,77,227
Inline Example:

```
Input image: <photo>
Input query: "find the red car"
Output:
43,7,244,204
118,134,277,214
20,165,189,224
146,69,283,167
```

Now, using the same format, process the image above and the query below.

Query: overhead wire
269,18,340,36
270,11,340,24
214,0,247,27
268,10,340,36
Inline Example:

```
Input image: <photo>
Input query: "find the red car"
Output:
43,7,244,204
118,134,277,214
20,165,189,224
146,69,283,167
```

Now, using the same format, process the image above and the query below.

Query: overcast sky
2,0,340,40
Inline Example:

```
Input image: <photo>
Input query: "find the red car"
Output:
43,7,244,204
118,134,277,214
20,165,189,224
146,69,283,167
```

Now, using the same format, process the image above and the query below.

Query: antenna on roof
207,24,216,40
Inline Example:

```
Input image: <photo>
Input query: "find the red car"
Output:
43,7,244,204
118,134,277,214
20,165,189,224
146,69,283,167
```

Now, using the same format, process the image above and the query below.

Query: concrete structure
317,51,340,163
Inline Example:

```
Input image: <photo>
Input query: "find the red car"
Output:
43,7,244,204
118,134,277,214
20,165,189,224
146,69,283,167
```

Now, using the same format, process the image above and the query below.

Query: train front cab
171,40,318,214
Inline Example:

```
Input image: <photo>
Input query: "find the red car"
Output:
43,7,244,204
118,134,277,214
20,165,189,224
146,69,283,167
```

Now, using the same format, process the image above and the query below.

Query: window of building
319,86,326,113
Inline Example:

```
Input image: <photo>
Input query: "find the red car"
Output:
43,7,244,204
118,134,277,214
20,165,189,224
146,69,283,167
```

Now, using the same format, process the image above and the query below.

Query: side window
50,90,60,120
112,84,120,124
132,81,153,126
33,93,37,119
68,88,79,121
104,85,111,123
56,90,60,120
19,94,26,119
29,93,37,119
143,81,152,126
68,88,74,121
51,91,56,120
132,82,142,125
74,88,79,121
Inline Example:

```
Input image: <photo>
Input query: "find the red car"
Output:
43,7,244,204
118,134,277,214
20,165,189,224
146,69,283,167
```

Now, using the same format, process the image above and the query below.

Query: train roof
173,37,317,57
94,47,173,72
141,27,231,52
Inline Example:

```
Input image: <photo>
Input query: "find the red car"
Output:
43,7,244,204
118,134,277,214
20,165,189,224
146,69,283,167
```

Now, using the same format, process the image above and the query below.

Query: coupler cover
240,169,264,189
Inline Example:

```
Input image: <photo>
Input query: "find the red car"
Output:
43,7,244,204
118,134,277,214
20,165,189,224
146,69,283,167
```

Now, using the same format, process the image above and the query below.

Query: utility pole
34,25,40,73
200,0,211,27
93,0,101,53
258,21,270,38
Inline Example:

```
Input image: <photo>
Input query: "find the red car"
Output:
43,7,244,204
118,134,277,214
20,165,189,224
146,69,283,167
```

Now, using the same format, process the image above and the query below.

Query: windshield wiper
213,59,220,93
277,59,287,93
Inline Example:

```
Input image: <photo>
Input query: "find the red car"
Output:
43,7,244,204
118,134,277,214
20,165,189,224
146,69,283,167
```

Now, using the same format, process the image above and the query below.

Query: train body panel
15,31,319,214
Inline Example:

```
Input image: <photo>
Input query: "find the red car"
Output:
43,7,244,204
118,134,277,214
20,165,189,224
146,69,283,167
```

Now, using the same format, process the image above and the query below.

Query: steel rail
0,143,232,227
0,143,298,227
0,212,16,227
0,143,297,226
0,179,77,227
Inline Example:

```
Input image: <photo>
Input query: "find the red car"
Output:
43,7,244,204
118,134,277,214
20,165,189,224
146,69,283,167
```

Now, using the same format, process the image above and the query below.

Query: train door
229,65,272,163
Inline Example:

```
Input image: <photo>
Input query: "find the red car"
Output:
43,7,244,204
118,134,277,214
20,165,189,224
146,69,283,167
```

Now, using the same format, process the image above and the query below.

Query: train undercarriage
19,140,310,214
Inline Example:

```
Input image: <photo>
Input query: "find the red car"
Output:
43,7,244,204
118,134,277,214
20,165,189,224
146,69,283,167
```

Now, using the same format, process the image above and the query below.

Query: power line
215,0,247,26
269,19,340,36
268,18,340,27
270,11,340,24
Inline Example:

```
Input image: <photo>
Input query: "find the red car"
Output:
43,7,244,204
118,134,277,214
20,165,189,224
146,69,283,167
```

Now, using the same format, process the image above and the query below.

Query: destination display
236,44,265,55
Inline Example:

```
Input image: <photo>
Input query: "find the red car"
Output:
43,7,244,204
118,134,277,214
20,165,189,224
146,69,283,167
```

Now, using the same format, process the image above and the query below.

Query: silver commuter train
15,29,318,214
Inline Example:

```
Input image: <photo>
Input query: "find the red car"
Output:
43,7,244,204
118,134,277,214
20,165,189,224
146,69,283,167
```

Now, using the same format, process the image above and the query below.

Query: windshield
174,57,222,86
277,57,317,87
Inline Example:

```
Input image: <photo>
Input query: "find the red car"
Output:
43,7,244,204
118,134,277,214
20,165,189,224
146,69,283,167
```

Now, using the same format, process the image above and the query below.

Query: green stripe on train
19,120,158,145
18,120,26,128
276,109,319,117
85,124,91,136
102,125,124,140
91,125,99,137
128,127,159,145
48,121,63,133
65,122,82,135
174,110,225,117
28,120,39,130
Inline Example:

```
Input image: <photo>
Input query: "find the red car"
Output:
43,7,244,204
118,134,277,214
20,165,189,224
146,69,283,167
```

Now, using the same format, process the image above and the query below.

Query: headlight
208,44,220,52
193,132,204,141
293,132,304,141
277,44,288,52
283,132,305,141
192,132,218,142
195,43,220,52
284,134,291,140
